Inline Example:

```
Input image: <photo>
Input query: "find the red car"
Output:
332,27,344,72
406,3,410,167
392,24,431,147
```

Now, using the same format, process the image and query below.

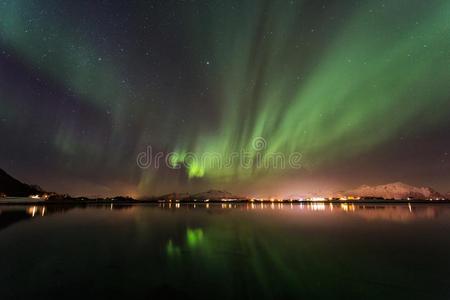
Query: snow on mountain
157,192,191,201
156,190,247,201
191,190,246,200
346,182,443,200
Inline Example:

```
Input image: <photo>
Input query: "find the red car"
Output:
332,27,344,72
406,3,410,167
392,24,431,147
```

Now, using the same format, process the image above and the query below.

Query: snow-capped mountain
191,190,246,200
156,192,191,201
345,182,443,200
156,190,246,201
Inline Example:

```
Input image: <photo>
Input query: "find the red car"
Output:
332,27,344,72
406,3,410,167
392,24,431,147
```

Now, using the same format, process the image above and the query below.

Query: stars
0,0,448,196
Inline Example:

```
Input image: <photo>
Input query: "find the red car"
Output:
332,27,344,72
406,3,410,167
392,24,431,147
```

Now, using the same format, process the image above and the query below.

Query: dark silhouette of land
0,168,45,197
1,168,450,205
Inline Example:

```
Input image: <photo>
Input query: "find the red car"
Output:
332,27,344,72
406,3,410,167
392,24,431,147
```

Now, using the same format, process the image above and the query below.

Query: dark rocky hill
0,168,44,197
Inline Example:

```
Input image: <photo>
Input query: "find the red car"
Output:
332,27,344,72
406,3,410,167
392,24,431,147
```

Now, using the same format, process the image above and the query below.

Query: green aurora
158,0,450,186
0,0,449,196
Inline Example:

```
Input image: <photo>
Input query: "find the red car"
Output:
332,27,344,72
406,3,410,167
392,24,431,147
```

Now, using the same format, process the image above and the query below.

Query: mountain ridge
0,168,45,197
1,168,447,201
154,189,247,201
345,182,443,200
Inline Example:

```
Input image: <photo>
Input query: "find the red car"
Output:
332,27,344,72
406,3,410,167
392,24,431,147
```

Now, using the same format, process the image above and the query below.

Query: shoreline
1,199,450,206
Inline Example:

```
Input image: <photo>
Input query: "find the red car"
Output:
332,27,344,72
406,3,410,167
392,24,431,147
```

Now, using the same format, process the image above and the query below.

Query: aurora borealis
0,0,449,197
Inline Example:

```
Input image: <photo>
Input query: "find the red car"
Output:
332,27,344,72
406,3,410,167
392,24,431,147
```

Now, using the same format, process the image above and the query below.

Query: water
0,203,449,299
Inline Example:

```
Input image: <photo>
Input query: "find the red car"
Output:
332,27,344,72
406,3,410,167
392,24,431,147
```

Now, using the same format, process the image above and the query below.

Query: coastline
1,198,450,206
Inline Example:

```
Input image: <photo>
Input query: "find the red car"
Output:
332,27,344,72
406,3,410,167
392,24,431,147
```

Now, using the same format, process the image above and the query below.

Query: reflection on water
3,201,436,223
157,202,441,222
0,204,136,232
0,203,444,233
186,228,204,248
166,228,205,257
0,203,450,299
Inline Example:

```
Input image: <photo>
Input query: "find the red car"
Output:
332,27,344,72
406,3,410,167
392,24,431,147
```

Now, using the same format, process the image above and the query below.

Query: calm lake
0,203,449,299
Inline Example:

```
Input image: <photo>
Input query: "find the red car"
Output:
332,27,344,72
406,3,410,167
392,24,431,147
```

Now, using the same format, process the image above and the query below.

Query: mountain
191,190,247,201
156,192,191,201
345,182,443,200
0,168,45,197
155,190,247,201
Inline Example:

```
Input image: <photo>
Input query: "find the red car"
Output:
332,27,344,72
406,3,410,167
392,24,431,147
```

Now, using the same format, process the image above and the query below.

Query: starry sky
0,0,449,197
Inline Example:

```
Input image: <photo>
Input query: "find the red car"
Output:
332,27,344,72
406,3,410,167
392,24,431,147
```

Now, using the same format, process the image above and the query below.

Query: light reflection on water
4,202,443,221
156,202,439,222
0,203,449,299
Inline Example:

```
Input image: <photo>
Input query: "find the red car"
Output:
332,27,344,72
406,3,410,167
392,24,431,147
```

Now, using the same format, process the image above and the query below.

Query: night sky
1,0,449,197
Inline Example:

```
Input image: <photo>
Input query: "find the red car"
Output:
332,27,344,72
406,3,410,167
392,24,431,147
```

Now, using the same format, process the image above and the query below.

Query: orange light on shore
311,197,325,201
